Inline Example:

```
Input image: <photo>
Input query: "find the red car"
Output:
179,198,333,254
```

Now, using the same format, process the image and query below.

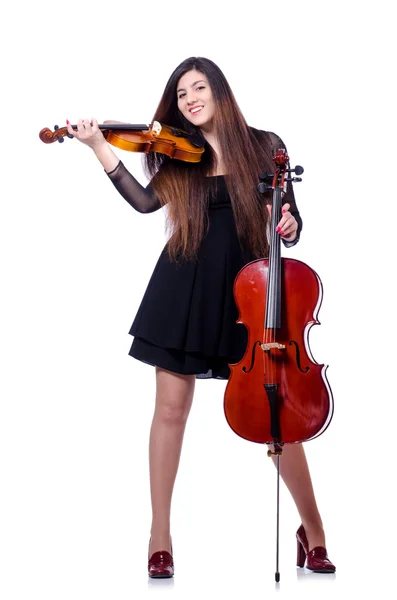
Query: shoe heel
296,539,306,568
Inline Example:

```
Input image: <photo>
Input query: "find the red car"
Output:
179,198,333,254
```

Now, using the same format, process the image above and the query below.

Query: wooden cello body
224,256,333,445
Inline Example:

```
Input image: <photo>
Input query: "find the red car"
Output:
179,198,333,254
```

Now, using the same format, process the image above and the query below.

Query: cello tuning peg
257,182,272,194
259,172,273,181
57,137,64,143
288,165,304,175
54,124,59,130
67,133,74,139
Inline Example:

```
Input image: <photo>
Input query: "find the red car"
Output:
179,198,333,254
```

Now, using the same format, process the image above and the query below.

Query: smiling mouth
189,106,204,115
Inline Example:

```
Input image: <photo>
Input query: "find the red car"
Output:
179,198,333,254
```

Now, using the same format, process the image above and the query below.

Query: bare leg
270,443,326,550
149,367,195,556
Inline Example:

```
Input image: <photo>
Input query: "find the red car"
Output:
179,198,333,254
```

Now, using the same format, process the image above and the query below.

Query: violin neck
71,123,150,131
265,187,283,329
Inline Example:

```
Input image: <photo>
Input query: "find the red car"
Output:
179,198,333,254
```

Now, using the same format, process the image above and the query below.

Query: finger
66,119,85,139
266,203,272,216
77,118,86,133
276,212,291,230
65,119,75,137
281,202,290,214
280,225,294,237
80,118,95,139
277,215,295,236
71,118,89,140
81,118,95,135
91,117,99,133
280,228,297,240
81,118,92,130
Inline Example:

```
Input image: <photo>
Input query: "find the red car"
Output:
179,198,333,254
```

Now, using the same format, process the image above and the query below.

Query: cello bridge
261,342,285,352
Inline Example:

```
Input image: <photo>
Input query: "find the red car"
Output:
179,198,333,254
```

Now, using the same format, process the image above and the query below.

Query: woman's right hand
65,118,107,151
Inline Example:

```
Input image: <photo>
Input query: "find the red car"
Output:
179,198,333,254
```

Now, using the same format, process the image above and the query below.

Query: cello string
270,185,280,384
266,196,274,386
265,168,283,387
264,193,271,387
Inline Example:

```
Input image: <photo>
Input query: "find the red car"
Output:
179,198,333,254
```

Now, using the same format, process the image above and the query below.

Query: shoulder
248,127,287,152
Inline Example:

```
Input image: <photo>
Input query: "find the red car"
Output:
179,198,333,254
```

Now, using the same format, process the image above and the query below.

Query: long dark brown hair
144,56,275,262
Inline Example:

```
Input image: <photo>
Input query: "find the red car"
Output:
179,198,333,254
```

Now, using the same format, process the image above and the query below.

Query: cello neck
265,186,283,329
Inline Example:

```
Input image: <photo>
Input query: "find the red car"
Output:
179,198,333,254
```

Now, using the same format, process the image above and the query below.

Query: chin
192,117,211,129
184,113,208,128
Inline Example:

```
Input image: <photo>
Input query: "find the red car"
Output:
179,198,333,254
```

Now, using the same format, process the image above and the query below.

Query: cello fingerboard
265,187,282,329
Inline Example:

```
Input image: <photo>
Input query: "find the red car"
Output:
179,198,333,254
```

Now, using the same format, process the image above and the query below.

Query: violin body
224,256,333,445
39,120,205,163
105,122,204,162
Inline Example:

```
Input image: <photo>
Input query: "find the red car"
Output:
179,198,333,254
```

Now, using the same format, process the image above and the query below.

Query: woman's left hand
267,202,298,242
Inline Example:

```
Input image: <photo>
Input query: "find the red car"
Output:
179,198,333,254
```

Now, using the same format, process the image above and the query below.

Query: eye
178,92,186,99
196,86,205,91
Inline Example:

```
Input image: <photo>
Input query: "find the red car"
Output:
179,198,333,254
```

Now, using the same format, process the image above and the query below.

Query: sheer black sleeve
105,160,162,214
266,131,303,248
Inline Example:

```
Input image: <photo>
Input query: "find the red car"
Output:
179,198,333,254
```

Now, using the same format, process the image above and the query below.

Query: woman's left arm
279,176,302,247
261,130,303,247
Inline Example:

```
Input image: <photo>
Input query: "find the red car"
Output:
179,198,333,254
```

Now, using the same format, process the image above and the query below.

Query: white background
1,0,396,598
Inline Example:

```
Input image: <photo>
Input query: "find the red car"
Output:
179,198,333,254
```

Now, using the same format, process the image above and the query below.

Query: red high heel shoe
148,539,174,578
296,525,335,573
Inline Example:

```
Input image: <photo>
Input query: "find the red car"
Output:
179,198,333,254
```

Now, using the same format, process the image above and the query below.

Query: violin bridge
261,343,286,352
152,121,162,136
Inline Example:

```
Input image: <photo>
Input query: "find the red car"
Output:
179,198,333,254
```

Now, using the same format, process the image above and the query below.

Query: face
176,69,215,131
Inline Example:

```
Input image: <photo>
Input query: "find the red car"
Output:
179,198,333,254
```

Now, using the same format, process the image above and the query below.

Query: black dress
106,132,302,380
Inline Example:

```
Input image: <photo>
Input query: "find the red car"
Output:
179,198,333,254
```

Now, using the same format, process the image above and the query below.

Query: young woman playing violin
66,56,335,578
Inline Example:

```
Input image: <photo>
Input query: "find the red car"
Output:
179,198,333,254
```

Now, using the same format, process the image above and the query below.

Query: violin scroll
39,125,74,144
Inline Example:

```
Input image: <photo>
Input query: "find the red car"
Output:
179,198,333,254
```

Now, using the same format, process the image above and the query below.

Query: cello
223,149,334,581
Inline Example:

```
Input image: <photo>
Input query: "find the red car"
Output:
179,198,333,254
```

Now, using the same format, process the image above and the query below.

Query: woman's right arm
65,118,161,214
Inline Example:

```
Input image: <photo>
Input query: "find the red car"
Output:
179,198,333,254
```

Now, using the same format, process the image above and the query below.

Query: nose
186,91,197,105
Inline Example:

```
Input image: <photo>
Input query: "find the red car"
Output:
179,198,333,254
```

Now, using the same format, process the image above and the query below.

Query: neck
200,128,224,174
200,128,217,148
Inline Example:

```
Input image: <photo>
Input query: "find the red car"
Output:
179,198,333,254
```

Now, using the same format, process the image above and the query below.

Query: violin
39,120,205,163
223,149,334,580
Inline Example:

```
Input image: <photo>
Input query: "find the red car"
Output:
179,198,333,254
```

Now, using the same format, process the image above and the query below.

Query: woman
66,56,335,577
